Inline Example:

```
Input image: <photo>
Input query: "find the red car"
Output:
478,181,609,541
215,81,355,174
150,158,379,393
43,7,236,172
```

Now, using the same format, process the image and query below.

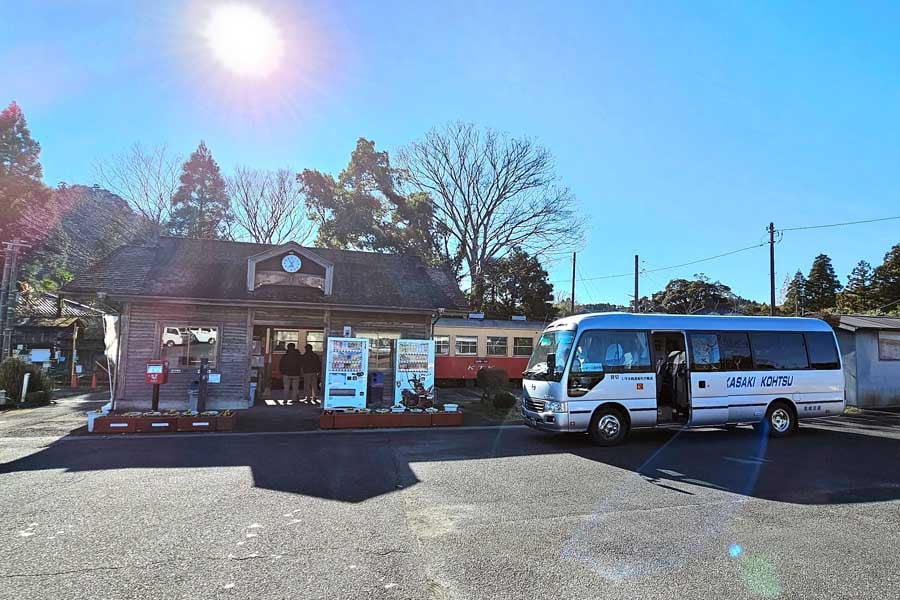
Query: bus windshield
524,329,575,381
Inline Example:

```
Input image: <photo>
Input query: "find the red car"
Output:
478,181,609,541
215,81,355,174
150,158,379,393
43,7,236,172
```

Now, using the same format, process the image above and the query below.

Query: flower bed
91,410,236,434
319,409,464,429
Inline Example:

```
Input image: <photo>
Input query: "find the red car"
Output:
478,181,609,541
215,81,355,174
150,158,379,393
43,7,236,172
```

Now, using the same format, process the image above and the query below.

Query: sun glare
203,3,284,78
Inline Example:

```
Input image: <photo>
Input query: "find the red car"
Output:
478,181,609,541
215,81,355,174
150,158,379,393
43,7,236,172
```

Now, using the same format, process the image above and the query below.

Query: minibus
522,313,844,445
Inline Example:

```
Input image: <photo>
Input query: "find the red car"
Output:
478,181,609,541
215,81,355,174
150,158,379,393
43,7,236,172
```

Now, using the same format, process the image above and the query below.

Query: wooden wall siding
118,303,251,410
252,308,326,328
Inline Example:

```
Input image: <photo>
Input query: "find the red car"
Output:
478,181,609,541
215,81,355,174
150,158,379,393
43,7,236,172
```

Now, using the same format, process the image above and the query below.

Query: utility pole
570,252,576,315
633,254,639,313
768,223,776,316
0,240,26,360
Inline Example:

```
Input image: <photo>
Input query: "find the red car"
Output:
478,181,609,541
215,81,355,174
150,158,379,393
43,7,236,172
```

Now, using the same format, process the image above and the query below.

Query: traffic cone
90,373,98,391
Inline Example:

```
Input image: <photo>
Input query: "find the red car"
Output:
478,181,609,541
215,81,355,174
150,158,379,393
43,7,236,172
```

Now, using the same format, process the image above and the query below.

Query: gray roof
17,292,102,318
434,318,547,330
837,315,900,331
63,237,468,312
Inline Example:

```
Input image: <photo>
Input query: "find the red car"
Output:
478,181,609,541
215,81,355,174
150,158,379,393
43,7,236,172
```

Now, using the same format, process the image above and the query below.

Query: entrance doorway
651,331,690,424
251,326,324,405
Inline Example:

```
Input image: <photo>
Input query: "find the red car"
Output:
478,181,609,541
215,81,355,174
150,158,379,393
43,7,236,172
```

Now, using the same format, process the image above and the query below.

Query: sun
203,3,285,78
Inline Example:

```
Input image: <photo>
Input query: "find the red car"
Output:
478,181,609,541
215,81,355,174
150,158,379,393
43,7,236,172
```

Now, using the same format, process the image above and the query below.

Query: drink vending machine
394,339,435,407
323,337,369,409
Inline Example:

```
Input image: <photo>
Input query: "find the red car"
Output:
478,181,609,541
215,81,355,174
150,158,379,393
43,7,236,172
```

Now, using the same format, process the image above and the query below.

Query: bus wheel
759,401,796,438
588,406,628,446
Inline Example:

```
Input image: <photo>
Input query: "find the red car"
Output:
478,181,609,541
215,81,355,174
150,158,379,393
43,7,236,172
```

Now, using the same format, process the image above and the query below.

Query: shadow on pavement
1,414,899,505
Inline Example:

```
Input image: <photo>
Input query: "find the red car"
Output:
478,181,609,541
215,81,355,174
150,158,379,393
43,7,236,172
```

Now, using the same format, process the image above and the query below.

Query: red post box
145,361,169,385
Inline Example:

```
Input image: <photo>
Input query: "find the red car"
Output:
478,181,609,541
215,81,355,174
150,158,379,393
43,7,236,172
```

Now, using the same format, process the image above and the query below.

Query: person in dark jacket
280,343,303,402
301,343,322,404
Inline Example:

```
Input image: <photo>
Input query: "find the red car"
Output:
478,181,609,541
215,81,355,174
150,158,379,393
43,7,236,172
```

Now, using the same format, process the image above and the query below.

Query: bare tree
94,143,182,225
228,167,314,245
398,122,584,309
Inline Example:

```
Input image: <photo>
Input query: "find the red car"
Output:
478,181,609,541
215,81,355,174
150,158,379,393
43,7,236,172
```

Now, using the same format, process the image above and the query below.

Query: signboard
208,373,221,384
394,339,435,407
29,348,51,363
323,337,368,409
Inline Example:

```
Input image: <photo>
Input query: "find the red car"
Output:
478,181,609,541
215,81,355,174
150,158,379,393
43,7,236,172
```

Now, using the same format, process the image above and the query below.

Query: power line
781,215,900,232
555,241,766,284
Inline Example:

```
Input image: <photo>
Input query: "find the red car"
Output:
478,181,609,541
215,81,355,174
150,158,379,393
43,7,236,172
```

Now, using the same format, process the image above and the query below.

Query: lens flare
203,3,285,78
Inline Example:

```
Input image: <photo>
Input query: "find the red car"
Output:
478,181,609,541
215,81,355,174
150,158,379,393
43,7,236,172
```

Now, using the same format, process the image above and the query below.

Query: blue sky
4,0,900,306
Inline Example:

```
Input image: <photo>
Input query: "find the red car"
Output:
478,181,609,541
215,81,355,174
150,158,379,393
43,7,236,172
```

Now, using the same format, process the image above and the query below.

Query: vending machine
394,339,436,407
324,337,369,409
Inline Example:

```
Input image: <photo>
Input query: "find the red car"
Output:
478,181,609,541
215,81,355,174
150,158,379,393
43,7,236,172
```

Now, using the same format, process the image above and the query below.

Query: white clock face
281,254,302,273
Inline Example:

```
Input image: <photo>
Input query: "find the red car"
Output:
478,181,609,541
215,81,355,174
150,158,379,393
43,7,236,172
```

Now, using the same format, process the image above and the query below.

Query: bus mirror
547,353,556,374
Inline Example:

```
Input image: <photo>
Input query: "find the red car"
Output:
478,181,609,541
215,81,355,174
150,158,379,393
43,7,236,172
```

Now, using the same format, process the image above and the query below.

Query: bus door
684,332,731,426
650,331,690,424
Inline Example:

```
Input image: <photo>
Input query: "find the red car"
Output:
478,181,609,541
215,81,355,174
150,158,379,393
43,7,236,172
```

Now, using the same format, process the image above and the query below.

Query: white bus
522,313,844,445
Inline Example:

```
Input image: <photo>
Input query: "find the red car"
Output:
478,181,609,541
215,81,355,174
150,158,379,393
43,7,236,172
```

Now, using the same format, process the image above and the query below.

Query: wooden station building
64,237,467,410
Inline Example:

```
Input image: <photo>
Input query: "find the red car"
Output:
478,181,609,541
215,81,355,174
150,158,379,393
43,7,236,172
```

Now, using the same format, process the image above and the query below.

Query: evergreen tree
872,244,900,312
0,101,53,244
167,142,231,239
837,260,876,313
783,270,807,315
479,249,556,319
804,253,842,311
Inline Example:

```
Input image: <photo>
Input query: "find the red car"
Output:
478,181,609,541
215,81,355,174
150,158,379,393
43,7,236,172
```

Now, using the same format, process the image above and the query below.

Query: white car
189,327,217,345
163,327,187,347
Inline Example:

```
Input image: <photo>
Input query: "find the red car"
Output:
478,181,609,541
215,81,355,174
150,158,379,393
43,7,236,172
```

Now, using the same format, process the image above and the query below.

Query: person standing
301,343,322,404
280,343,303,402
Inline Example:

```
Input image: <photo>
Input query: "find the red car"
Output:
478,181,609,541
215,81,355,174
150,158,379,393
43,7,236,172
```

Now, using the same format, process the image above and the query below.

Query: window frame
486,336,509,357
687,331,754,372
158,322,222,370
455,336,478,356
804,331,841,370
434,335,450,356
748,331,810,371
568,329,654,375
878,331,900,361
512,336,534,357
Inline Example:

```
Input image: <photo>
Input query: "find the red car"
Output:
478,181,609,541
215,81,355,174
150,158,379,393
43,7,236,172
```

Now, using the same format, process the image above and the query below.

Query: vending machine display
324,337,369,409
394,339,435,407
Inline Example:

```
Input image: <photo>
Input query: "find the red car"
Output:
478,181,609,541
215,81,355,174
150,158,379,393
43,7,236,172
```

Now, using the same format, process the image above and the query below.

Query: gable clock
281,254,302,273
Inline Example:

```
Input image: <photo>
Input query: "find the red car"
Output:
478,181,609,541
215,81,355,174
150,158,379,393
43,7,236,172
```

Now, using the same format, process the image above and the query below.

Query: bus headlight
546,401,567,413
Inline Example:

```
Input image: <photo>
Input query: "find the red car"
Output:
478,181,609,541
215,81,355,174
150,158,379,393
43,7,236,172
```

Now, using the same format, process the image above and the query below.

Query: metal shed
835,315,900,408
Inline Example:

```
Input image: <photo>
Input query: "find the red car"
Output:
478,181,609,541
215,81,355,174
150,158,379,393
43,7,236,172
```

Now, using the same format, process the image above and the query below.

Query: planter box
217,413,237,432
370,413,406,428
93,416,138,434
319,412,335,429
332,413,373,429
397,412,431,427
177,416,216,432
431,411,464,427
137,416,178,433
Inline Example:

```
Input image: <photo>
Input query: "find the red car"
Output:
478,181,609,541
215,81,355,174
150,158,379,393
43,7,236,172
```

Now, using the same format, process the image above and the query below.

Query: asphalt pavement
2,413,900,599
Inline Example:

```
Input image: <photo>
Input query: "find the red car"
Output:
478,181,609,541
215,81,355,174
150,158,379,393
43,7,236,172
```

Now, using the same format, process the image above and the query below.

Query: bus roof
545,312,834,333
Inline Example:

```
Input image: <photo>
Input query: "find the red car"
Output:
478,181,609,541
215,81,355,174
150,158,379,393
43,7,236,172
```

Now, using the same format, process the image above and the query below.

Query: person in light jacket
301,343,322,404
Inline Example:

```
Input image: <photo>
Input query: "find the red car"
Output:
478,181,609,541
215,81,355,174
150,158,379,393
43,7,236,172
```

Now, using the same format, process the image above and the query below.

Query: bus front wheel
755,401,797,438
588,406,629,446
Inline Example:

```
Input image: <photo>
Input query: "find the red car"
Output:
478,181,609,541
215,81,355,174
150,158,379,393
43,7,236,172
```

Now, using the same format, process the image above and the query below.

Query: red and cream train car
433,317,545,383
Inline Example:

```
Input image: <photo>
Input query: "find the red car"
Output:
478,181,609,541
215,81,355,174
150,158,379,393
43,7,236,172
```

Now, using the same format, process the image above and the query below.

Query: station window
750,332,809,370
305,331,324,353
486,336,508,356
456,336,478,356
878,332,900,361
513,337,534,356
434,335,450,355
161,325,218,368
